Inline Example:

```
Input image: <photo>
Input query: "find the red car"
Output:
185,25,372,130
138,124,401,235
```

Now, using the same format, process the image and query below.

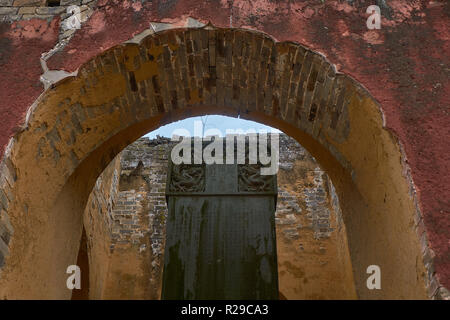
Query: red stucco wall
0,0,448,289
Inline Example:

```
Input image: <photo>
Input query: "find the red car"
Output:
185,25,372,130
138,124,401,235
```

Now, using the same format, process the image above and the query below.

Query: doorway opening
0,26,428,299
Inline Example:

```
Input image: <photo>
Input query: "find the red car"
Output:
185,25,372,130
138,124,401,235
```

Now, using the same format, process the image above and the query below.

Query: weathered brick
36,6,65,15
0,7,18,14
60,0,81,5
0,237,9,267
17,6,36,14
0,189,8,211
0,249,4,267
22,13,53,19
0,211,13,235
13,0,44,6
0,0,14,6
0,222,11,245
427,275,440,297
435,287,450,300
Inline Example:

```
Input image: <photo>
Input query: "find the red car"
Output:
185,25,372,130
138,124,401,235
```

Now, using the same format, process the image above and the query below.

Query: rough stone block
427,276,439,298
13,0,44,5
36,6,65,14
60,0,81,5
22,13,53,19
436,287,450,300
18,6,36,14
0,6,18,14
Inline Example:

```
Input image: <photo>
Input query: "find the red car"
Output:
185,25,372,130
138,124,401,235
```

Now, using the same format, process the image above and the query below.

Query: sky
144,115,282,138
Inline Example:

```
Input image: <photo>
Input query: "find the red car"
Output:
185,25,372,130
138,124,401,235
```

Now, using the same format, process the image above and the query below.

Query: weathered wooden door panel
162,139,278,299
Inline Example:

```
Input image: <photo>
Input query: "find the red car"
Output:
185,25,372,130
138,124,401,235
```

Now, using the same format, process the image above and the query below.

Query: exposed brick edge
0,137,16,273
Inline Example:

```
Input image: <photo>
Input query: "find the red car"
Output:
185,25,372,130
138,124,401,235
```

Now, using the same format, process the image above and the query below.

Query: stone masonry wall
82,153,120,299
101,137,174,299
84,134,356,299
0,1,97,40
276,134,356,299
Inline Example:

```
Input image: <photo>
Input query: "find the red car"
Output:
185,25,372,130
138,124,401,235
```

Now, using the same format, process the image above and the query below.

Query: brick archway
0,24,430,299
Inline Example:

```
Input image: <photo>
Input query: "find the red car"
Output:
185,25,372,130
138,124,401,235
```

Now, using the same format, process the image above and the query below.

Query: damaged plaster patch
363,30,384,45
40,69,77,90
37,3,95,89
39,43,77,89
126,18,206,45
125,28,156,45
7,18,58,42
150,21,176,33
152,17,205,32
40,14,205,91
185,17,206,28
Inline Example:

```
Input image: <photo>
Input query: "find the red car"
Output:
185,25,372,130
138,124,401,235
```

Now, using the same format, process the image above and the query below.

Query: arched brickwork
0,24,433,299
